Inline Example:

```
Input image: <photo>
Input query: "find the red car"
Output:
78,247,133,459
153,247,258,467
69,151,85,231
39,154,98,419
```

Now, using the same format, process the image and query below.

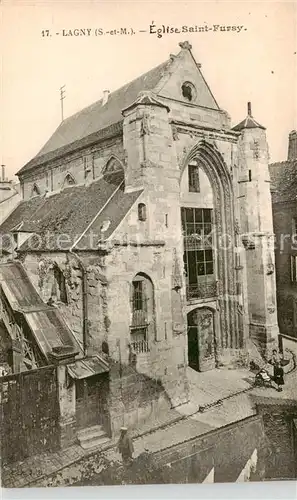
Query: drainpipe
69,249,88,357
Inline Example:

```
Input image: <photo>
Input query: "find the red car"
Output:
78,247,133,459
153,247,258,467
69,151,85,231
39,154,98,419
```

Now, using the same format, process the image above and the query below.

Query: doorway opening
187,307,216,372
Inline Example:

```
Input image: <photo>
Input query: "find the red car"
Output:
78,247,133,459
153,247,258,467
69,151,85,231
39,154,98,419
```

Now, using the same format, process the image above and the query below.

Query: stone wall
20,135,124,200
21,249,180,435
0,365,59,465
256,400,297,480
27,414,268,487
107,361,172,435
22,252,108,352
272,201,297,338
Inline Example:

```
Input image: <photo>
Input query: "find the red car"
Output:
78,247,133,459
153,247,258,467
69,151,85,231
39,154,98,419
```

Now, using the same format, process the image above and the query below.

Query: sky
1,0,296,179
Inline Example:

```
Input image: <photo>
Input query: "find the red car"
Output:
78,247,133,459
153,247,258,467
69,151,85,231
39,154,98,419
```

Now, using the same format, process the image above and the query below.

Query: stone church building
0,41,279,446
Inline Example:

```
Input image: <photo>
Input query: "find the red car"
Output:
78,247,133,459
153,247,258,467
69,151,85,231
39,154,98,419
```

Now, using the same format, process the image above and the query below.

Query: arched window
130,273,155,353
63,173,76,188
51,265,68,304
138,203,147,221
31,183,41,197
181,82,196,102
103,156,125,186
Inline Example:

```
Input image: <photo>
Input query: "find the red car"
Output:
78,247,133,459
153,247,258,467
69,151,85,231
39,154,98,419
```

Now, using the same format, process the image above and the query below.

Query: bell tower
234,103,279,355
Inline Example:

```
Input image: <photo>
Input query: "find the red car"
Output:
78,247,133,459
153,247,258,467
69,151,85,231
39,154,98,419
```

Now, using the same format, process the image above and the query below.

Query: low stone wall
28,414,267,487
256,400,297,480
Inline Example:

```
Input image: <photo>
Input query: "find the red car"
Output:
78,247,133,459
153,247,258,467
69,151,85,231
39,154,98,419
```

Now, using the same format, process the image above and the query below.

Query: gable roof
17,42,223,176
0,173,143,252
17,59,172,175
269,160,297,204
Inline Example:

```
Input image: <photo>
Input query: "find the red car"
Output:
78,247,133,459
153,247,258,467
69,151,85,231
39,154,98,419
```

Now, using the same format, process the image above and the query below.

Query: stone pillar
122,92,189,404
49,347,78,449
237,113,279,355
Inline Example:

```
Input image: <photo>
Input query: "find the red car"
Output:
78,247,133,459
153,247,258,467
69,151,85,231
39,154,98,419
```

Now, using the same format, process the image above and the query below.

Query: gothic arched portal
181,140,241,351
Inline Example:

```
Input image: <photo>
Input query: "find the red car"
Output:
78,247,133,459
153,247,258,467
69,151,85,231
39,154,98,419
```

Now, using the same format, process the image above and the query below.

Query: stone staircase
77,425,110,450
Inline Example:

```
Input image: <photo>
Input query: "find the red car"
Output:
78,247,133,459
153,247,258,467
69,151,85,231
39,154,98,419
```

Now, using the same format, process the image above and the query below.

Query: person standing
270,349,285,392
273,362,285,392
117,427,134,465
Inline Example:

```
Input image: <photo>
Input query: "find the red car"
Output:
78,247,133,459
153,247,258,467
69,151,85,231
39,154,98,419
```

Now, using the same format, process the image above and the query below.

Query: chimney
102,90,110,106
247,102,252,116
288,130,297,160
1,164,5,182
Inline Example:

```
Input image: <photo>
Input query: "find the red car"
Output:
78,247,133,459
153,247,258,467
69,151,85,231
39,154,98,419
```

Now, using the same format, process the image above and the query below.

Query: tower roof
232,102,265,131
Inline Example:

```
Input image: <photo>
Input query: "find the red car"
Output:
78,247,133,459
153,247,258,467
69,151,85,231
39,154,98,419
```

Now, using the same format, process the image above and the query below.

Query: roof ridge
52,59,170,129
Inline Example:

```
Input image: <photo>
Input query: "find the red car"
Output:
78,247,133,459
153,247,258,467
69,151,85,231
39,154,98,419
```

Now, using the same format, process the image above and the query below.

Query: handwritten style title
41,22,247,39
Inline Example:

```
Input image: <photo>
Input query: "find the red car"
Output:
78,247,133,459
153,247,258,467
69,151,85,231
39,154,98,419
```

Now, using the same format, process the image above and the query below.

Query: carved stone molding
179,41,192,50
242,235,256,250
266,263,275,275
140,114,151,137
180,139,237,349
140,159,160,169
171,124,179,141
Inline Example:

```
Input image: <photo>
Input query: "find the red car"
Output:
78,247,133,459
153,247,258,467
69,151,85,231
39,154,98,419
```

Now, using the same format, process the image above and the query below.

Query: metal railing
130,321,150,353
186,281,217,300
130,339,150,354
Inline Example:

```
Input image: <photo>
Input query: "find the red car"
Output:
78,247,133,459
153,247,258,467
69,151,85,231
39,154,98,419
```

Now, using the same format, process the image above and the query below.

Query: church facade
0,41,279,444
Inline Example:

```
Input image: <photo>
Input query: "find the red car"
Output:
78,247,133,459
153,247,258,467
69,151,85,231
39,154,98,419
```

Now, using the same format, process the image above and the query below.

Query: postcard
0,0,296,491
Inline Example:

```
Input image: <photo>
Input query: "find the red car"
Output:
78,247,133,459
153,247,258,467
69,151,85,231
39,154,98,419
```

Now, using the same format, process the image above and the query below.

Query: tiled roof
0,196,44,234
232,115,265,132
0,173,143,252
0,261,43,308
17,60,172,175
0,261,82,360
269,160,297,204
76,185,143,249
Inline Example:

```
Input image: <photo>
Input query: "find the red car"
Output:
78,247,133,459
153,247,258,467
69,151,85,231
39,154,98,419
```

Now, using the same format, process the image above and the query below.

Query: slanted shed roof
0,261,82,360
0,172,143,252
67,356,109,379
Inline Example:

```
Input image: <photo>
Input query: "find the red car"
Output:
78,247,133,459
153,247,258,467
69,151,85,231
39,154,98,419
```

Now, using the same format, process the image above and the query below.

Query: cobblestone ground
2,338,296,488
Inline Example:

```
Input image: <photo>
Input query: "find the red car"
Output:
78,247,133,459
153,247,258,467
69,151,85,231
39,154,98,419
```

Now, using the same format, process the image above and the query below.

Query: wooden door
76,377,100,429
196,308,216,371
187,325,199,371
76,374,109,430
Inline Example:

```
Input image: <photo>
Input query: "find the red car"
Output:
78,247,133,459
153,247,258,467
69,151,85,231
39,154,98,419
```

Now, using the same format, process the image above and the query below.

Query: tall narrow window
188,164,200,193
291,256,297,283
53,265,68,304
130,274,155,353
181,207,216,300
138,203,147,221
248,170,252,182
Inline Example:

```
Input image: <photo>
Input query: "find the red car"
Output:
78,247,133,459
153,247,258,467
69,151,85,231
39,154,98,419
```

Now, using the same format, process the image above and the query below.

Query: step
77,425,106,440
79,434,110,450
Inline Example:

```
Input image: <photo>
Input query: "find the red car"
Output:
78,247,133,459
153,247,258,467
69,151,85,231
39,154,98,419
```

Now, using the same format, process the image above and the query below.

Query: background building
269,131,297,339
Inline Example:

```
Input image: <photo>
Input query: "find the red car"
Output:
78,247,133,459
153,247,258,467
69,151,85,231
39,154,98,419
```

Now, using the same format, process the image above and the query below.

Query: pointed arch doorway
187,307,216,372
